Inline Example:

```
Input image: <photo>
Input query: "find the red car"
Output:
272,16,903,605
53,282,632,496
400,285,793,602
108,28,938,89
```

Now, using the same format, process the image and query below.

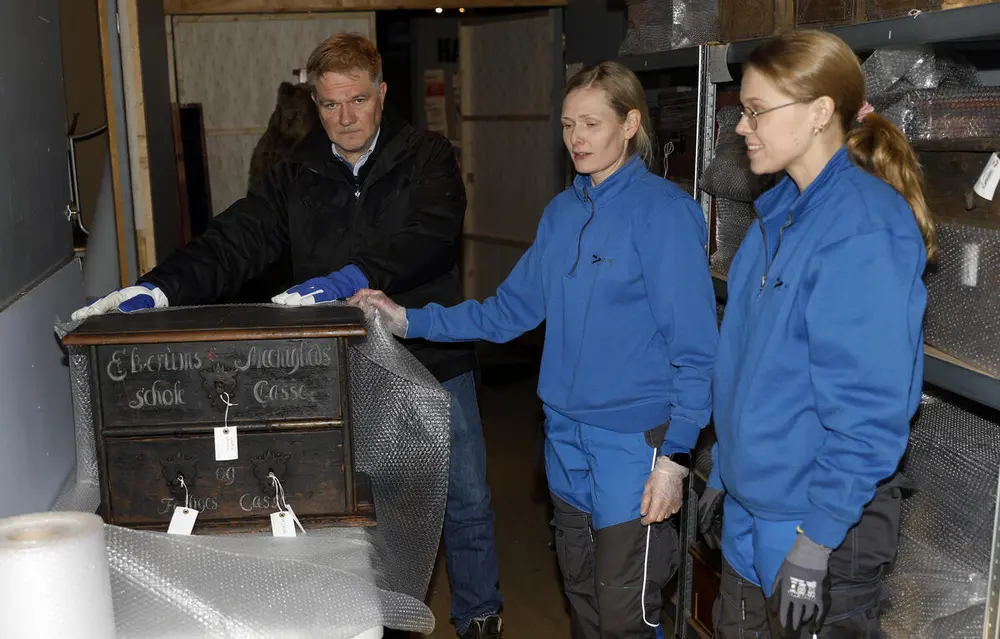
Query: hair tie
856,102,874,123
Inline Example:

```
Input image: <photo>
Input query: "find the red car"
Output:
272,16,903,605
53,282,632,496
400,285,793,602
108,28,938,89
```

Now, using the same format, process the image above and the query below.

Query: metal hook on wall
65,112,109,237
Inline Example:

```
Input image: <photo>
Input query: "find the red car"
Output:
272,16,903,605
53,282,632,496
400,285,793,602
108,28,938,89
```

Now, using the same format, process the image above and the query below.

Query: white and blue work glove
347,289,409,338
70,282,168,322
770,531,832,634
271,264,368,306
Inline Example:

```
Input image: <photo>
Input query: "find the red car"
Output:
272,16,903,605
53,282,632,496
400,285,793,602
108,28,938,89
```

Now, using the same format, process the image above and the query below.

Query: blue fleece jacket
709,147,927,549
407,155,718,449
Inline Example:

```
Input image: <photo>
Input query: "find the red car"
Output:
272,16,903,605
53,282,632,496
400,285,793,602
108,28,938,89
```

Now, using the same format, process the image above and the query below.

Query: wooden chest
720,0,864,43
719,0,999,42
61,305,375,533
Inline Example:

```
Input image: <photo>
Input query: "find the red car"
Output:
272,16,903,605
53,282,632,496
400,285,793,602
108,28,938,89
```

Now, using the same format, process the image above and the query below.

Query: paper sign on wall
424,69,449,137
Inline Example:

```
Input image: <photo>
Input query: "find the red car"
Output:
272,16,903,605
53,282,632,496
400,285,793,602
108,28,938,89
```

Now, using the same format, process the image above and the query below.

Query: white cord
641,446,660,629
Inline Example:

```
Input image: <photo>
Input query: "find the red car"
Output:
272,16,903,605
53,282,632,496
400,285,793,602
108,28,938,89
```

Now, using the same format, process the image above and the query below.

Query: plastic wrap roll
0,511,115,639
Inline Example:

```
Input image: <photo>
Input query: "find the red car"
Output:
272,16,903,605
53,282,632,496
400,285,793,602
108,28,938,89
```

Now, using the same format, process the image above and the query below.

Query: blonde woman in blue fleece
701,31,936,638
351,60,718,639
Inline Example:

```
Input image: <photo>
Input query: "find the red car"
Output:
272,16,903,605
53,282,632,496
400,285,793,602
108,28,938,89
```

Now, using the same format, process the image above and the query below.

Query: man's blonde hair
306,32,383,87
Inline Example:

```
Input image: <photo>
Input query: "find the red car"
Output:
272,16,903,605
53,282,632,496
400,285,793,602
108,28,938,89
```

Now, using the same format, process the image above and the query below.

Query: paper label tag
285,505,305,534
271,511,297,537
973,152,1000,201
214,426,238,461
167,507,199,535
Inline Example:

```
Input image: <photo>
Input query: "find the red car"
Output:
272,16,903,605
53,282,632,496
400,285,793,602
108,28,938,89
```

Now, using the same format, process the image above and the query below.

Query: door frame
457,8,565,300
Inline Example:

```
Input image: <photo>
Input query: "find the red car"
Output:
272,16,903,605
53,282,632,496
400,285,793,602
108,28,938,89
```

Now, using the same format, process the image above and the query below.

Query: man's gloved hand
272,264,368,306
770,532,832,634
639,455,689,525
697,486,724,550
71,282,168,322
348,289,408,338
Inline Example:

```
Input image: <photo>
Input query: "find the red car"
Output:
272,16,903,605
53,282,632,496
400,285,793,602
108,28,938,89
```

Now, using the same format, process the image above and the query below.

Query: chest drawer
102,426,373,532
96,338,341,428
63,305,373,532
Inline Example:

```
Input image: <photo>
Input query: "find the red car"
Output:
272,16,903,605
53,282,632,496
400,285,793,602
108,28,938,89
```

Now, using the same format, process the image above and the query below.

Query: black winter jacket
140,108,477,382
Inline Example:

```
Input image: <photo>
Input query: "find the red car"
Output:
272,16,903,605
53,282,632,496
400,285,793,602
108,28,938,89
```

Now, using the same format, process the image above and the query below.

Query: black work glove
697,486,724,550
770,532,832,634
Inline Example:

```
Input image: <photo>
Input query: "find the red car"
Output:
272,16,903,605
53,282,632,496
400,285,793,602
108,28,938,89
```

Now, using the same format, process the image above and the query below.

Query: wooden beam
164,0,566,14
119,0,158,274
97,0,131,288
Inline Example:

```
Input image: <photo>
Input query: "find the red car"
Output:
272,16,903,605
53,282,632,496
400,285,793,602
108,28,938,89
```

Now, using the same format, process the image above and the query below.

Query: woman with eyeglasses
699,30,936,638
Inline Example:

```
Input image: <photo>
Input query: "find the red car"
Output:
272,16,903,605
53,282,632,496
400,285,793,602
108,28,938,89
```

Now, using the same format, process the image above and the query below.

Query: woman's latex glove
348,288,408,338
640,455,689,525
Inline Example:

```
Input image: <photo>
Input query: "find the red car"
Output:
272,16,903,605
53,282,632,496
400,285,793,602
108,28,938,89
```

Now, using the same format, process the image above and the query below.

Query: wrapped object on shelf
710,198,755,276
924,223,1000,379
700,106,779,203
693,426,716,482
719,0,861,43
862,47,999,141
883,89,1000,141
865,0,943,20
619,0,718,55
881,391,999,638
862,46,981,98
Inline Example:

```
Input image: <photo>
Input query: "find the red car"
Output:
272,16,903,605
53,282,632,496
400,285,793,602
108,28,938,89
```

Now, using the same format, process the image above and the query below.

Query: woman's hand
640,456,689,525
348,289,408,338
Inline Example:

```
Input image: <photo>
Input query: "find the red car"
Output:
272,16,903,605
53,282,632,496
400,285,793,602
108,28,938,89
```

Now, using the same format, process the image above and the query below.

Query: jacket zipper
757,212,793,294
569,188,596,276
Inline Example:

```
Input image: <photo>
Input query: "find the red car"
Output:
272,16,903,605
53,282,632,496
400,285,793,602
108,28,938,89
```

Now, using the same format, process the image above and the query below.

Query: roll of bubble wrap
0,511,116,639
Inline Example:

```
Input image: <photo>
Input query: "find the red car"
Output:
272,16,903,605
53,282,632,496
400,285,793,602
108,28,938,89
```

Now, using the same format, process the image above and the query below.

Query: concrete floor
377,343,568,638
422,344,572,637
388,342,677,638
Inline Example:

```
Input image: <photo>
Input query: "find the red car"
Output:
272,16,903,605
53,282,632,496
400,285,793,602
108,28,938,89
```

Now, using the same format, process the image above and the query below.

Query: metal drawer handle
251,450,291,492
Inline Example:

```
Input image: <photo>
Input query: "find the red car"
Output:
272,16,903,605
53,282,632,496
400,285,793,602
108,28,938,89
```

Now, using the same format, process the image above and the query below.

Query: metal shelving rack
617,8,1000,636
618,2,1000,75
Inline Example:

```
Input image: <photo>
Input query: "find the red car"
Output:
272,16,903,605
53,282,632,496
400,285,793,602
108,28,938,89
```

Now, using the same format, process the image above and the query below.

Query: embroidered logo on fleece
591,254,615,266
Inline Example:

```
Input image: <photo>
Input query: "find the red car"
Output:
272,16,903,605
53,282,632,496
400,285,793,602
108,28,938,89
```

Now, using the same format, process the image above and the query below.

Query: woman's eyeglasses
740,101,800,131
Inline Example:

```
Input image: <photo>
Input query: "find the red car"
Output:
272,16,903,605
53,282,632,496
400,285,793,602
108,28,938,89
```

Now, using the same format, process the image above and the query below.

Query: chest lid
62,305,367,346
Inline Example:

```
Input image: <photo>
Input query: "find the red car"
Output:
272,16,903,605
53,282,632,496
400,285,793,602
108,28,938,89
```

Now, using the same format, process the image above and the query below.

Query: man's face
312,70,387,159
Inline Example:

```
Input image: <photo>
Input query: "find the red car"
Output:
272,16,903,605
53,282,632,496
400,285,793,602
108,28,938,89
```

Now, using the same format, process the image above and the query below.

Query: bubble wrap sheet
924,223,1000,379
862,47,1000,141
710,198,755,276
54,304,451,637
619,0,718,55
882,391,999,638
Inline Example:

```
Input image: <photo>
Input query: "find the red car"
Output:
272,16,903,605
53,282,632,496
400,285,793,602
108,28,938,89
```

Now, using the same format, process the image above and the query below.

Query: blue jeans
441,372,502,633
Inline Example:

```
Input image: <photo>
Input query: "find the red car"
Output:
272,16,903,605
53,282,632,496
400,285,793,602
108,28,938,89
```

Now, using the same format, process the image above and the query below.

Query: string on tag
663,141,675,178
268,472,305,534
268,472,289,512
177,474,190,511
220,392,238,433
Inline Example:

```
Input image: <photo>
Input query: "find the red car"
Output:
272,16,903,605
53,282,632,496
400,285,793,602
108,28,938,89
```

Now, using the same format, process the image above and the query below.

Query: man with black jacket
72,32,503,639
